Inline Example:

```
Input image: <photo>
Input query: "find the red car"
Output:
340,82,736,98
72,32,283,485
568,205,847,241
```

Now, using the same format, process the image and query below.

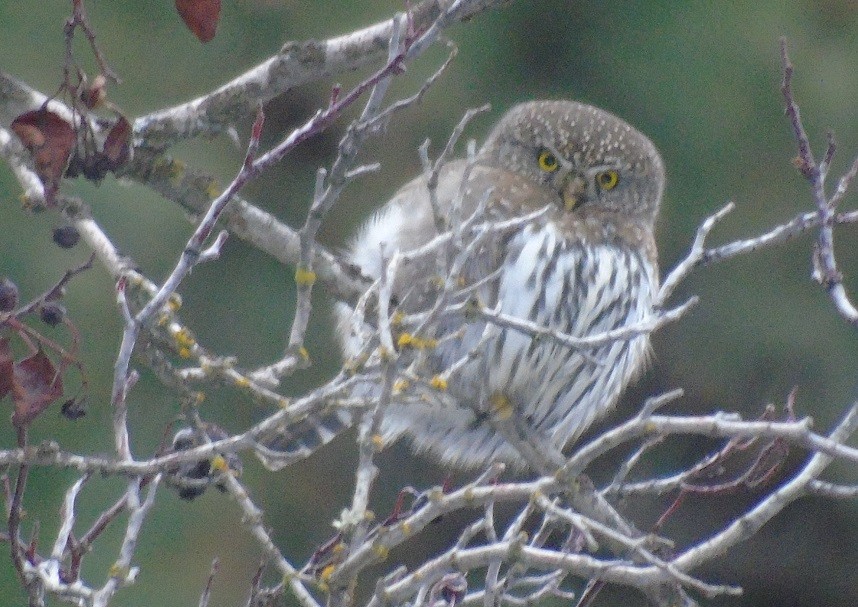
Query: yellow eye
537,150,559,172
596,170,619,190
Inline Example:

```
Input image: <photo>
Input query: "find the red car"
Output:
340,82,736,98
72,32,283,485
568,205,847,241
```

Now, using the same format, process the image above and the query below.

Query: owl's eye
537,150,559,172
596,170,619,190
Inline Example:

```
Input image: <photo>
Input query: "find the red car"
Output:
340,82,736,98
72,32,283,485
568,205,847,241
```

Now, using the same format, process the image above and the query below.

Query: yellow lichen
429,375,448,391
397,333,438,350
489,392,514,421
108,563,129,579
319,564,336,584
210,454,229,473
205,179,222,200
167,293,182,312
294,266,317,286
173,326,196,348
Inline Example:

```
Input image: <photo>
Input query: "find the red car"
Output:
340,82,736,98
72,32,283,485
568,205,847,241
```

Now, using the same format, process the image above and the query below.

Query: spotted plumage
335,100,664,469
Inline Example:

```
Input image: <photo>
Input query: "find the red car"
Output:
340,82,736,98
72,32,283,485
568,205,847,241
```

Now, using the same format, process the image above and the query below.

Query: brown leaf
101,116,132,171
0,337,13,400
11,109,76,204
175,0,221,43
11,349,64,428
80,74,107,110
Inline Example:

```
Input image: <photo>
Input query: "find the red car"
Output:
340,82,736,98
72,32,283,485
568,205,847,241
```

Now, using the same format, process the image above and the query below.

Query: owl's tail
255,408,355,471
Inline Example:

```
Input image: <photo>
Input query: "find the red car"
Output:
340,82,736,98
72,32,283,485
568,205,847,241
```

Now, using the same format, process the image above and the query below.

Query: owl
334,100,664,470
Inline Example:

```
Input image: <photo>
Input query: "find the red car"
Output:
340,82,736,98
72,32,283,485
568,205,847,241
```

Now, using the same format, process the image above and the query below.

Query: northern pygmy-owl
336,100,664,470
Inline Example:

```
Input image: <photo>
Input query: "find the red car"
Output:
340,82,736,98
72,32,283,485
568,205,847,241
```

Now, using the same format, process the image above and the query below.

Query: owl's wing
346,160,468,282
346,160,557,286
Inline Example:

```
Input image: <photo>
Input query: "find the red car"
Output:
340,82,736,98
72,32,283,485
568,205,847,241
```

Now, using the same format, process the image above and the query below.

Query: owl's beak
561,174,587,211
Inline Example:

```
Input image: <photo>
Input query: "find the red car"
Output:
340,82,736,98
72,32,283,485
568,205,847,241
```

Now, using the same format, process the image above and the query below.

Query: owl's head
478,100,664,225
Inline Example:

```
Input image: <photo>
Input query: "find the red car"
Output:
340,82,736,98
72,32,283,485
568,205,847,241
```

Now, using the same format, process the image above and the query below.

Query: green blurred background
1,1,857,605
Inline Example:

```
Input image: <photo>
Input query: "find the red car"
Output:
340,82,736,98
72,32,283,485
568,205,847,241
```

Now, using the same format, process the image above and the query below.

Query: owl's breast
477,220,659,448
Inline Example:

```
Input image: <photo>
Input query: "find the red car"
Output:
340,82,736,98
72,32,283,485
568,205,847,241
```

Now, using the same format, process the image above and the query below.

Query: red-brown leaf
0,337,13,400
11,349,64,428
102,116,132,170
11,109,76,204
176,0,221,43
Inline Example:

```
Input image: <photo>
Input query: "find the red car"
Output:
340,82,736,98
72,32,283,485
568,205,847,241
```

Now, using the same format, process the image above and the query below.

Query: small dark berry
82,154,109,181
61,398,87,420
52,225,81,249
65,154,84,179
0,278,19,312
40,302,66,327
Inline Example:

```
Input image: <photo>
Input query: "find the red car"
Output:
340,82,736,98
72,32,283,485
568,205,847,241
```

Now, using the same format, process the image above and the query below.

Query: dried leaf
175,0,221,43
80,74,108,110
11,109,76,204
11,349,64,428
101,115,132,171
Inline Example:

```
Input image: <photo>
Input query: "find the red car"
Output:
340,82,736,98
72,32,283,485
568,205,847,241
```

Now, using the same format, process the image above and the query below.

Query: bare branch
671,404,858,573
780,38,858,325
132,0,506,148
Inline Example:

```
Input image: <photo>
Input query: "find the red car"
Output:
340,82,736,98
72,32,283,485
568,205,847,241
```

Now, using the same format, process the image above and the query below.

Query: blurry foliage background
1,1,857,606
